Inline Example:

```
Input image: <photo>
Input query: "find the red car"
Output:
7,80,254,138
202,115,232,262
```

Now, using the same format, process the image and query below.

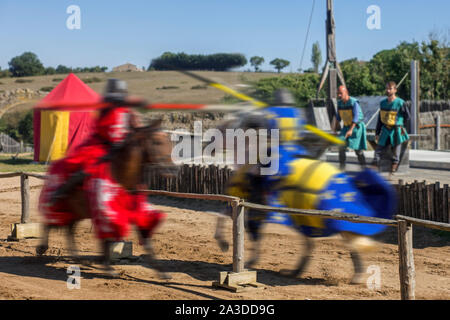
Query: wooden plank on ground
9,223,42,240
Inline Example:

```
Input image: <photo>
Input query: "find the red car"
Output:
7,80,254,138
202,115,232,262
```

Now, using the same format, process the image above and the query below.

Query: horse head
133,119,179,178
110,118,178,191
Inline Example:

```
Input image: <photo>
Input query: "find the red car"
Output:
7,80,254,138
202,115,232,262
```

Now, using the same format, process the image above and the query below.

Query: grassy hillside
0,70,290,137
0,70,285,106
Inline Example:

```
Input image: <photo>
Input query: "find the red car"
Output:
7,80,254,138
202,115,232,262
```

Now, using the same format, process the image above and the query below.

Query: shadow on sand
373,225,450,249
149,195,450,250
0,252,338,298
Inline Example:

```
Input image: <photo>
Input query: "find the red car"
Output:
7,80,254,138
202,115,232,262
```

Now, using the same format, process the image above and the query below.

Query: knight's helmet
96,79,132,145
103,78,129,103
272,88,296,106
264,88,306,144
237,109,271,131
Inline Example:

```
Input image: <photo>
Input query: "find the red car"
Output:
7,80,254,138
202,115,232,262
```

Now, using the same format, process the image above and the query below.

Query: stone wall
408,100,450,150
0,88,45,118
418,109,450,150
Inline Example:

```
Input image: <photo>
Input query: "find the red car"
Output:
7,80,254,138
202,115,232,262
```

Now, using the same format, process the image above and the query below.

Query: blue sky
0,0,448,72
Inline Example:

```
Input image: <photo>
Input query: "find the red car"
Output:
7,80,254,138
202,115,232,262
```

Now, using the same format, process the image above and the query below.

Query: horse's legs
214,216,229,252
102,239,111,267
349,250,365,284
215,212,262,268
140,235,172,280
244,211,265,268
66,221,79,260
246,238,261,268
280,234,315,278
36,224,50,255
136,227,171,280
101,239,119,277
340,232,369,284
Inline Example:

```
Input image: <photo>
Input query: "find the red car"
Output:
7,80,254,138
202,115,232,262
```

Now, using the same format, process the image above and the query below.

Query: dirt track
0,176,448,300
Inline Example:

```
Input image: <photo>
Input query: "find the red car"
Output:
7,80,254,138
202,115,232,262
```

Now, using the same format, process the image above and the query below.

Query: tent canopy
34,74,100,162
35,73,101,109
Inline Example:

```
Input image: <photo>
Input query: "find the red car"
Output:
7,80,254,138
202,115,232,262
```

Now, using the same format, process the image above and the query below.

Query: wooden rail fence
2,172,450,299
145,164,450,224
395,180,449,223
145,164,233,194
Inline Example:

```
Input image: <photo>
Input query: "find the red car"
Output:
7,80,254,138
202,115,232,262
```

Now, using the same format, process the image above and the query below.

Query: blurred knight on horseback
38,79,175,278
215,88,397,284
47,79,141,200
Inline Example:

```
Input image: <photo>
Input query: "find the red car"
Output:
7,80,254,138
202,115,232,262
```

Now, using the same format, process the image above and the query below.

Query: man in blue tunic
372,81,410,173
335,86,367,171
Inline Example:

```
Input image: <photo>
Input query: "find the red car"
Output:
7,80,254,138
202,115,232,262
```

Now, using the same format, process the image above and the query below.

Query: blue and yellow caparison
226,105,397,239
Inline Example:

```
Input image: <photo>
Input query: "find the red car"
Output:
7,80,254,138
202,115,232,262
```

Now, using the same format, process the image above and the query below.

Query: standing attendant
372,81,410,173
335,85,367,170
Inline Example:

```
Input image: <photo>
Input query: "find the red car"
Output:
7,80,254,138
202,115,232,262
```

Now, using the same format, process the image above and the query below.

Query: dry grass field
0,70,282,105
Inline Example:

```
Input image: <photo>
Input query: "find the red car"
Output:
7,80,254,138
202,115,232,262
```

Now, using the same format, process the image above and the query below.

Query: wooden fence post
20,173,30,224
232,200,245,273
444,184,449,224
434,182,440,222
398,220,416,300
213,198,263,292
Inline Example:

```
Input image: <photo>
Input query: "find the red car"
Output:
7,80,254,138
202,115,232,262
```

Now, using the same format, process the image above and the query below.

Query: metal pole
435,115,441,151
410,60,418,149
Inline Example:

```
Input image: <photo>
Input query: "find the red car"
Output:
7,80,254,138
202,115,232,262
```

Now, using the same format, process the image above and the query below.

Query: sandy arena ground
0,175,448,300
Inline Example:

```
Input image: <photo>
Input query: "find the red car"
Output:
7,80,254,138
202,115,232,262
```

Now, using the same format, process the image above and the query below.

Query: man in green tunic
335,86,367,170
372,81,410,173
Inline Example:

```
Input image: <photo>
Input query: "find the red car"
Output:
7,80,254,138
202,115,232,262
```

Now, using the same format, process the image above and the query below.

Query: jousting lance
33,72,344,146
178,70,345,146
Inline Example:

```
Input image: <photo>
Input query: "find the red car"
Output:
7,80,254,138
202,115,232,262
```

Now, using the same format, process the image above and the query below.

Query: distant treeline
45,65,108,75
149,52,247,71
0,52,108,78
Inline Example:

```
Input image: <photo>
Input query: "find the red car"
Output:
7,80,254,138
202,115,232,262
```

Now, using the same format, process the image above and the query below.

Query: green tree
368,41,422,99
270,58,290,73
18,111,34,144
340,58,377,96
8,52,45,77
254,73,326,107
90,66,107,72
0,111,26,142
419,36,449,100
311,42,322,73
250,56,265,72
45,67,56,75
56,65,72,74
149,52,247,71
0,67,11,78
